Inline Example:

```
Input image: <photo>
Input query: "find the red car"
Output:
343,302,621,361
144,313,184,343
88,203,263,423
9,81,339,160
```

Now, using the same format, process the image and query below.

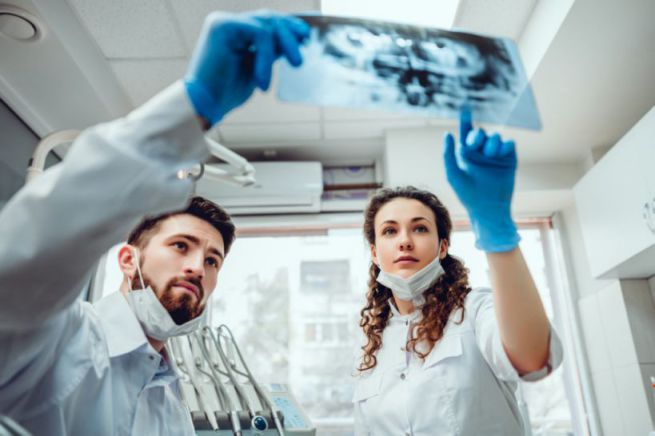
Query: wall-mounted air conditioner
195,161,323,215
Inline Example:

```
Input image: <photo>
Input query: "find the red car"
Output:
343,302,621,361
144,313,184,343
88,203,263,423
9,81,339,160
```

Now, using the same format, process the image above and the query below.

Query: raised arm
0,10,309,332
443,110,550,373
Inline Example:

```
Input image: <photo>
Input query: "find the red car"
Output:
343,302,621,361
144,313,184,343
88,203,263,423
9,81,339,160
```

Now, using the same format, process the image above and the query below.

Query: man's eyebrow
171,234,224,260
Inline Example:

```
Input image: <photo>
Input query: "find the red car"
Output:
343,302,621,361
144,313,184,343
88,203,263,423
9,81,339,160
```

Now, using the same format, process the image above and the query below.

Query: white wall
383,125,583,219
0,99,39,207
559,179,655,435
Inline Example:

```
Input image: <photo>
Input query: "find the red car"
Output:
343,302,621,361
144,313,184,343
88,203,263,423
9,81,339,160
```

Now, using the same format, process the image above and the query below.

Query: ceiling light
0,6,42,42
321,0,461,29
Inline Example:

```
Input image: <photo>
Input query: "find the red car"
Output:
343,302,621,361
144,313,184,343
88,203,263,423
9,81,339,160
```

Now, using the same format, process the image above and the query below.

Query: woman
353,112,562,435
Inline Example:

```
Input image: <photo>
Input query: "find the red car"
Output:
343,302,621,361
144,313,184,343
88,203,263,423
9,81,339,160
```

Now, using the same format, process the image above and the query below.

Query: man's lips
394,256,419,263
174,281,200,299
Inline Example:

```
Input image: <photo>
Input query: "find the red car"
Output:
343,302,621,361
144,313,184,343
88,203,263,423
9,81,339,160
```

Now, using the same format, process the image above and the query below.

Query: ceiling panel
454,0,537,40
221,70,321,124
169,0,320,50
218,122,321,143
323,119,428,140
322,106,421,121
111,59,187,107
67,0,187,58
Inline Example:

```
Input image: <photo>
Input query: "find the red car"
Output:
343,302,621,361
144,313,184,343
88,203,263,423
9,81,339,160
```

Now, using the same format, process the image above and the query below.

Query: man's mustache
168,276,204,301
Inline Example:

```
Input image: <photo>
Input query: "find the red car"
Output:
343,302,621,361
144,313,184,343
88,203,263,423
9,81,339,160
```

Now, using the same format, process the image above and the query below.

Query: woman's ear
117,244,138,276
439,239,449,259
369,243,379,267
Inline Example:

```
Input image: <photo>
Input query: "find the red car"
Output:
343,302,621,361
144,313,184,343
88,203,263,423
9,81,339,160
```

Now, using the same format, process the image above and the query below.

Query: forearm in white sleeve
0,81,208,331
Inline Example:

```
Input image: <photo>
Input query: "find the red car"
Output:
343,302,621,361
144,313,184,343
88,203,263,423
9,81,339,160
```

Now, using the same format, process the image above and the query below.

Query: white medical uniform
0,82,208,435
353,287,563,436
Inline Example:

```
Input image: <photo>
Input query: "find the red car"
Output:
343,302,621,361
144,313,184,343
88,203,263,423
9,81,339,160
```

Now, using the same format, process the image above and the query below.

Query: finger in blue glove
443,109,520,252
184,11,310,127
484,133,502,157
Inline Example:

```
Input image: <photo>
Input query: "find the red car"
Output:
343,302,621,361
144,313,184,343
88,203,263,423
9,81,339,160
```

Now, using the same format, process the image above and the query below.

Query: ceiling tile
68,0,187,58
169,0,320,50
218,122,321,143
323,119,428,140
322,106,420,121
111,59,187,107
220,66,321,123
454,0,537,40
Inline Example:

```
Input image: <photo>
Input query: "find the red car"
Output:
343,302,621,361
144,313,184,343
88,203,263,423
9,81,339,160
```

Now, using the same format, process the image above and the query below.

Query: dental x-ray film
278,15,541,130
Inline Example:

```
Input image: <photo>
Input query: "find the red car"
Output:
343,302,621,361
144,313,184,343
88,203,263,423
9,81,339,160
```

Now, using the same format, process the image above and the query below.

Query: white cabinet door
574,106,655,278
632,107,655,235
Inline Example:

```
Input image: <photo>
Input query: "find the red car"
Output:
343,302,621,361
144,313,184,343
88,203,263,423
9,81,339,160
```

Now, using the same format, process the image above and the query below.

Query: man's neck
148,336,166,353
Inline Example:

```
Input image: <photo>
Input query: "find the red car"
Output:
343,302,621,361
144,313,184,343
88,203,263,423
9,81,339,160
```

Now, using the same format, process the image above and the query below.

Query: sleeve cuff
519,326,564,382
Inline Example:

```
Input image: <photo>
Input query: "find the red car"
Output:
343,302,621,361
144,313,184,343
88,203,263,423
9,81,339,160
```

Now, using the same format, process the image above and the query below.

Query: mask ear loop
129,247,146,290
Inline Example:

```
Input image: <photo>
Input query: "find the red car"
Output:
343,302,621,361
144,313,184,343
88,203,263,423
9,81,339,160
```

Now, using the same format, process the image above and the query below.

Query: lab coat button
400,373,406,380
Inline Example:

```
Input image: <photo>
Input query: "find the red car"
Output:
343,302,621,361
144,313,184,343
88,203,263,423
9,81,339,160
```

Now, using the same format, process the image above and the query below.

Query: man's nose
183,252,205,279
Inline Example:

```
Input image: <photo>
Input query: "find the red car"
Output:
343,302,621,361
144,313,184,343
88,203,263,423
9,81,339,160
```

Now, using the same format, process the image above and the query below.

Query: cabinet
573,106,655,279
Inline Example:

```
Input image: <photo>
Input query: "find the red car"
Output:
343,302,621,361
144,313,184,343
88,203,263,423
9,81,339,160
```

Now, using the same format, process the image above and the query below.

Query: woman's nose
398,233,414,251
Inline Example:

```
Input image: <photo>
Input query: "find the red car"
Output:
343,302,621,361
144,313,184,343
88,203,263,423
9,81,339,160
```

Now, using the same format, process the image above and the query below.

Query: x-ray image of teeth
278,15,541,130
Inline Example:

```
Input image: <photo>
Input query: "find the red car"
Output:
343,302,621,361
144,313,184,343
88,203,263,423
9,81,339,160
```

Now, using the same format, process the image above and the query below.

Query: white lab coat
0,82,208,435
352,287,563,436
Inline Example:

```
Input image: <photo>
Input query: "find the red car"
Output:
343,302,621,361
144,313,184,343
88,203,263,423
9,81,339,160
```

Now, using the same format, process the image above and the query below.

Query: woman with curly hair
353,112,562,436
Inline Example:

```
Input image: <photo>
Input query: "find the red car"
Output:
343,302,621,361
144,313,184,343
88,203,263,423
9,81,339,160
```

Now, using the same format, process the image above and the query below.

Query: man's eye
206,257,218,268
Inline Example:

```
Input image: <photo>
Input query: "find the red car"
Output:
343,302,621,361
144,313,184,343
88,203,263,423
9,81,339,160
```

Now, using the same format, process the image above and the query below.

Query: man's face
131,214,225,325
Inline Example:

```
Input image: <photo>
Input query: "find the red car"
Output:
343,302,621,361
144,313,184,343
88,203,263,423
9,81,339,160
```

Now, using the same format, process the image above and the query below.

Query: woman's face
371,198,446,279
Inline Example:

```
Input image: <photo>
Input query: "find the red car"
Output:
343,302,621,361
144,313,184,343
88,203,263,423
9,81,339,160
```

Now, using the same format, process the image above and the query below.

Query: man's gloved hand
184,11,310,127
443,110,520,252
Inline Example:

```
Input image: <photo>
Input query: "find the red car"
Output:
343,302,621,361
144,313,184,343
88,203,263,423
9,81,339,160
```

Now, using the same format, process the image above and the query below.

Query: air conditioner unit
195,162,323,215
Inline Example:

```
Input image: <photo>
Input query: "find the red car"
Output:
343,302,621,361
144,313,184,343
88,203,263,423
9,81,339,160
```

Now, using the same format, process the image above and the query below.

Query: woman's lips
394,256,419,264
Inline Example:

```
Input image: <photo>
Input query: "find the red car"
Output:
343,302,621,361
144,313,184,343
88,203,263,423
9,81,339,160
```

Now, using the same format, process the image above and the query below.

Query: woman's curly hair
358,186,472,371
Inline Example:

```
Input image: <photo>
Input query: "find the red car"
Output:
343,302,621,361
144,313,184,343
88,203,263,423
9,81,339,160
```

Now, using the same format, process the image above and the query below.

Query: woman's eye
173,241,187,251
415,226,428,233
382,227,396,236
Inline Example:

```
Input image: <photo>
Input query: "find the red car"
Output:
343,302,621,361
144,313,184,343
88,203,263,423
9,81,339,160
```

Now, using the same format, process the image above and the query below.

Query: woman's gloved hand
184,11,310,127
443,110,521,252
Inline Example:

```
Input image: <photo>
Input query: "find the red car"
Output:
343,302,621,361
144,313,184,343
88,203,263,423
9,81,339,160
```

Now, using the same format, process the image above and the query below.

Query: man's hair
127,196,236,255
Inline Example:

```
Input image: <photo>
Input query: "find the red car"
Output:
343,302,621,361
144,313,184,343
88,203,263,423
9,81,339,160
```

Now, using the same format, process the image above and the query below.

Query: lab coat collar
388,300,421,323
95,291,149,358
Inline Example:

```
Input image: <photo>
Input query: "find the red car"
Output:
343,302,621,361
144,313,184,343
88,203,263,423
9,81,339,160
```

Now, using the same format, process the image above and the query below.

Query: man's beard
130,272,205,325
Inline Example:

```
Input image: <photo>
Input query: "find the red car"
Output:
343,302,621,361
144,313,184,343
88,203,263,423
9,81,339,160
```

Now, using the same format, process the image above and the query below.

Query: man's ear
369,243,379,267
117,244,138,277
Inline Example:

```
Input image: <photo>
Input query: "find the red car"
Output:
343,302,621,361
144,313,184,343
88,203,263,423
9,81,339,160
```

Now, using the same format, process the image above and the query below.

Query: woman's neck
392,297,416,315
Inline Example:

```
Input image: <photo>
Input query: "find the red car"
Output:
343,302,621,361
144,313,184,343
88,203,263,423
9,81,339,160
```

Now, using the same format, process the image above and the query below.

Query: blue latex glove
184,11,310,127
443,110,520,252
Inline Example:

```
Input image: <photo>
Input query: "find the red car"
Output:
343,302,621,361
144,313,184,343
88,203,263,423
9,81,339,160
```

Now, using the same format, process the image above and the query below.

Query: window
209,224,579,435
301,260,350,294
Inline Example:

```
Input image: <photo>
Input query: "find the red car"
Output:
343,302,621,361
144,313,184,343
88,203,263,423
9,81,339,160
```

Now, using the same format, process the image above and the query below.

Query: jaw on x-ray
278,15,541,130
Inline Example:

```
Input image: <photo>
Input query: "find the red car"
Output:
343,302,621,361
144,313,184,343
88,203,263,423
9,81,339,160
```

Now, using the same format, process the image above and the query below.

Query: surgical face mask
376,250,445,308
125,248,207,341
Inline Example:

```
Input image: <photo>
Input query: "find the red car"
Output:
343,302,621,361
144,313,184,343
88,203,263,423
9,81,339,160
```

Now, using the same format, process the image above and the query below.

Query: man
0,10,309,436
118,196,234,353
